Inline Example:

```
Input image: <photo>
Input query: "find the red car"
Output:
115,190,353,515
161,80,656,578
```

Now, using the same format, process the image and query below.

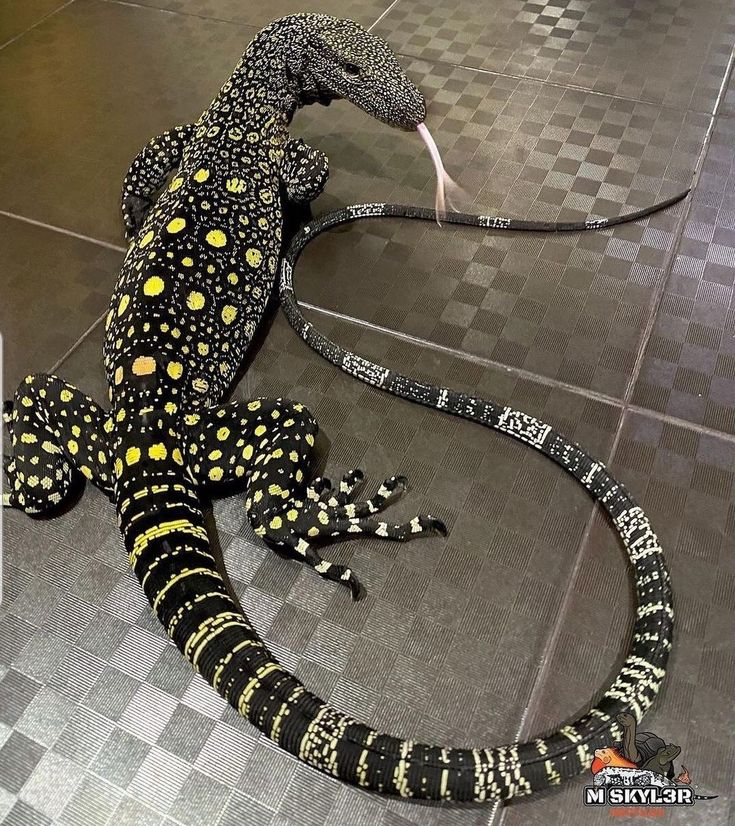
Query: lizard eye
343,62,361,78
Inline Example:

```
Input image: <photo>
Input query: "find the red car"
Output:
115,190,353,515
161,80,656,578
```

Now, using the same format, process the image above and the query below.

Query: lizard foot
122,193,153,240
250,471,446,599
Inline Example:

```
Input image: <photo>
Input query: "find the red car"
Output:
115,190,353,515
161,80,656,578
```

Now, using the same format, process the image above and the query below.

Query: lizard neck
202,15,322,131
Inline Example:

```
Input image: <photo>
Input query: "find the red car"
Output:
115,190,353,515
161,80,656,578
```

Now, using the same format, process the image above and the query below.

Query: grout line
0,209,127,253
99,0,256,28
492,41,735,826
626,404,735,445
405,54,713,117
300,302,625,407
49,312,107,375
0,0,76,51
4,207,735,445
369,0,402,32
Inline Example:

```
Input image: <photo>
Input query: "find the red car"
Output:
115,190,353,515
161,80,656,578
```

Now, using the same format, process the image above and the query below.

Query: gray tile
116,0,394,28
91,727,151,788
289,58,701,397
57,775,121,826
0,0,256,244
0,731,46,794
2,800,53,826
375,0,735,111
0,0,67,46
632,115,735,434
0,216,121,392
168,769,231,826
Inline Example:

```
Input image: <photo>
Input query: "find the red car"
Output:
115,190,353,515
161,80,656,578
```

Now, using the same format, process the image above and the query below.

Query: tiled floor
1,1,734,824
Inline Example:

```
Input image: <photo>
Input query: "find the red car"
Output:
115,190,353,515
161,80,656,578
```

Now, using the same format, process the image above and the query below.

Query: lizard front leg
184,397,445,599
280,137,329,205
121,124,195,239
3,374,113,514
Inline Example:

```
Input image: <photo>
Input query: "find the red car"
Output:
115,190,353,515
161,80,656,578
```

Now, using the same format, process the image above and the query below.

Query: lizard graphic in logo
584,713,717,808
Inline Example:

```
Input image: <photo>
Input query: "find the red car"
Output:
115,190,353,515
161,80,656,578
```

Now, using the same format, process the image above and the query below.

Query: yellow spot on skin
258,217,268,230
67,440,79,455
114,458,123,476
193,378,209,394
139,230,154,248
169,176,183,192
308,526,320,537
245,248,262,268
242,445,254,460
193,168,210,182
226,178,245,193
98,451,106,464
60,389,73,402
125,446,141,465
164,402,177,415
80,466,93,480
306,433,314,446
208,449,222,461
247,400,261,411
296,469,303,482
217,427,230,441
167,362,183,380
172,448,184,465
221,305,237,324
132,356,156,376
187,291,205,311
114,366,123,385
270,516,282,530
227,273,238,285
209,467,223,482
197,342,209,356
259,189,273,205
286,509,299,522
206,229,227,248
254,425,266,437
21,397,33,407
104,419,114,433
182,257,194,267
116,408,126,422
117,294,130,316
184,413,200,426
149,443,167,461
144,276,165,296
167,217,186,234
71,425,81,437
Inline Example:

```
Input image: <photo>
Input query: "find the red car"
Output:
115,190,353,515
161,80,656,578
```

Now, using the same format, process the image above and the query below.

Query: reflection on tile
0,0,67,46
500,411,735,825
632,116,735,434
0,0,256,244
0,215,121,391
375,0,735,112
290,58,702,397
112,0,394,28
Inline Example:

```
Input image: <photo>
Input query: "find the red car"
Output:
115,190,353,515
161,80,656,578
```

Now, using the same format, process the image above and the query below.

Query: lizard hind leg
3,374,113,514
185,398,446,600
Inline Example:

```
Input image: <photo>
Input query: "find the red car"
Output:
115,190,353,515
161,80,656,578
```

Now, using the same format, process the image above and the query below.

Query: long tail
272,195,681,799
313,189,689,233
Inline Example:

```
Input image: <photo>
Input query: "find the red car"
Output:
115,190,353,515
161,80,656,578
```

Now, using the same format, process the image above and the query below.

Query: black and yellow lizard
4,13,679,803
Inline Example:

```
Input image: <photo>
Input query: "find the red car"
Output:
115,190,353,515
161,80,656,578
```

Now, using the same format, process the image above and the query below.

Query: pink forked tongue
417,122,463,225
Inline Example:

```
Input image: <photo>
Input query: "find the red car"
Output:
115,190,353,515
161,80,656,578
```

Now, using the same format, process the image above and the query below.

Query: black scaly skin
4,13,678,803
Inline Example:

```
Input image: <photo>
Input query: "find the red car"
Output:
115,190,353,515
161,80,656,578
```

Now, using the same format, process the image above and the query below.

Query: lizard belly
104,180,282,408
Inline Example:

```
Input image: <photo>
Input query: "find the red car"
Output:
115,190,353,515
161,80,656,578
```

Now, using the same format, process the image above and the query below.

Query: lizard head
291,15,426,131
